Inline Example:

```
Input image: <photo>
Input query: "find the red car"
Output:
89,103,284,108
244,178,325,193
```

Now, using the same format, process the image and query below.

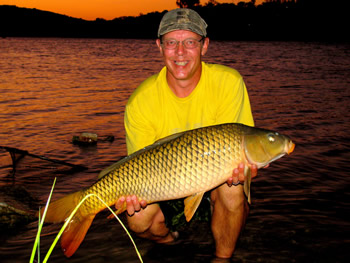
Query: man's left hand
226,163,258,186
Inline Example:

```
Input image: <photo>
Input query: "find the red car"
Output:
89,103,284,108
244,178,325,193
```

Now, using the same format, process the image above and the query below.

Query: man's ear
201,37,210,56
156,39,163,54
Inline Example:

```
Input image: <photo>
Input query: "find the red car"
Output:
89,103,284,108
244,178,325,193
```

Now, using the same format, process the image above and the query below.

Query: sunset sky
0,0,264,20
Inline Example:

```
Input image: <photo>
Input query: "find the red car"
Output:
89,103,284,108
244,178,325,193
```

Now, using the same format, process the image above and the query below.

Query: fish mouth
287,141,295,154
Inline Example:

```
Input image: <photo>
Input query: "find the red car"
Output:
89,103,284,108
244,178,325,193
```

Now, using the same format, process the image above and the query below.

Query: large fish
41,123,295,257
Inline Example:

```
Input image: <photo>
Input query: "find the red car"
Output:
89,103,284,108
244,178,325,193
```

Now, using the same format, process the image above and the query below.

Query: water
1,38,349,262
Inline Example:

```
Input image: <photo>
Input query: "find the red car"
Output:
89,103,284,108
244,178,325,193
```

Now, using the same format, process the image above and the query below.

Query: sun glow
0,0,264,20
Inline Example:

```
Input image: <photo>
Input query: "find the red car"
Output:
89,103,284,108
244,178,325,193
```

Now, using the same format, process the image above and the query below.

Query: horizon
0,0,265,21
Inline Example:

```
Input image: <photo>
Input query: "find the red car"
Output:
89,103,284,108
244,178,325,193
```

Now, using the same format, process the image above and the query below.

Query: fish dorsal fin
153,132,186,144
98,131,186,179
98,158,124,179
184,191,205,222
243,166,252,204
98,155,132,179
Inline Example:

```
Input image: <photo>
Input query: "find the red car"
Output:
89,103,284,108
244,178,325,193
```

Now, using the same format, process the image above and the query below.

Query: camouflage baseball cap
158,8,207,38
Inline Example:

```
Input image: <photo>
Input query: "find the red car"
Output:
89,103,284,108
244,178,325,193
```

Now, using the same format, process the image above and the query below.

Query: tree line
0,0,348,41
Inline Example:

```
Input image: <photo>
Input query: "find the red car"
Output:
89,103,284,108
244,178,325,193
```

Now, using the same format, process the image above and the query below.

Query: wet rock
0,185,37,231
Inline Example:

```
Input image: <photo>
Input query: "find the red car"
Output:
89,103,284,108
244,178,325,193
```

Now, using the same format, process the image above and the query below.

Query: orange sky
0,0,264,20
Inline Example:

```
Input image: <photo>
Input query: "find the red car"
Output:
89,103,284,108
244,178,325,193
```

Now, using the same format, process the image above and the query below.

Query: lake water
0,38,349,262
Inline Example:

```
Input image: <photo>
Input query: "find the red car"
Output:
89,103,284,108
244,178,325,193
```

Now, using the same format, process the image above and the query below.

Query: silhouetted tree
205,0,219,7
176,0,200,8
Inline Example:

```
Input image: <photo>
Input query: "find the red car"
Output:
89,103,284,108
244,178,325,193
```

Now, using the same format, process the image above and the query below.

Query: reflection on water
0,38,350,262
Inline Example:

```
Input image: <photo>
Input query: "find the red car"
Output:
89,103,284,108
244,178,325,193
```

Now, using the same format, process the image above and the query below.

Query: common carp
41,123,295,257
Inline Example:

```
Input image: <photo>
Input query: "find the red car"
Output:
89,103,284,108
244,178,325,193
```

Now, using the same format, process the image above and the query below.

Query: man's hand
226,163,259,187
115,195,148,217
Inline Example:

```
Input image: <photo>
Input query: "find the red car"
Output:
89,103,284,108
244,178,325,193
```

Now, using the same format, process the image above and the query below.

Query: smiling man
119,8,257,259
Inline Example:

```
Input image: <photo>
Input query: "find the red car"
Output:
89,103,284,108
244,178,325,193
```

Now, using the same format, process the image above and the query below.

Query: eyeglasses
161,37,204,50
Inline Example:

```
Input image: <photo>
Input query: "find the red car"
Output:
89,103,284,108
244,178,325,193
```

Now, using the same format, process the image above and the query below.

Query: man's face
156,30,209,84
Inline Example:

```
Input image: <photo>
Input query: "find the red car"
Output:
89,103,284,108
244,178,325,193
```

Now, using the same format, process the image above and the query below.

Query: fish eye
268,134,276,142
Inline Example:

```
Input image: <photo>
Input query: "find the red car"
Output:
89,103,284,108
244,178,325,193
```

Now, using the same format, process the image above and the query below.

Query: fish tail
39,191,95,257
61,213,95,257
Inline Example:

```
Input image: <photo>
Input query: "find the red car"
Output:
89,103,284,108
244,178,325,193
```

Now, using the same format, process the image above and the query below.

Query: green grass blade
30,177,57,263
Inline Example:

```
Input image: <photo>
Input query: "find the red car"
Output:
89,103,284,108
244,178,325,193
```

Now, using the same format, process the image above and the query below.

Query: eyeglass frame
160,37,205,50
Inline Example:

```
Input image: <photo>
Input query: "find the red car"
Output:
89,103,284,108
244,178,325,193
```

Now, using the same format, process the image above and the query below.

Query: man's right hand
115,195,148,216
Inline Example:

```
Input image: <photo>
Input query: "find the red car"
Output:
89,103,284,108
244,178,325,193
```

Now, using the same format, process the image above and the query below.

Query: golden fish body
42,123,295,257
85,123,245,211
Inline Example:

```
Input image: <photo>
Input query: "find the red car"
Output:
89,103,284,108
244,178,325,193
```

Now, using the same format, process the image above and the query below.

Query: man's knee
211,184,247,213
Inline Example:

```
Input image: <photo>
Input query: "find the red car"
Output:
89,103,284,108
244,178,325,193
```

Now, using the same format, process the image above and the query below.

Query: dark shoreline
0,1,348,42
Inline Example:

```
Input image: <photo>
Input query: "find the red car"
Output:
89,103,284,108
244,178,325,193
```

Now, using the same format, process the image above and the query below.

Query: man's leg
210,184,249,258
126,203,175,243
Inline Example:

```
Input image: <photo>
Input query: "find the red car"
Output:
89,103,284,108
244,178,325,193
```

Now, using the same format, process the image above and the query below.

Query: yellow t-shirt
124,62,254,155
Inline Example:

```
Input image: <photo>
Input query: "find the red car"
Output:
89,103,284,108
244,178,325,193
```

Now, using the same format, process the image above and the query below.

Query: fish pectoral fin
61,213,95,257
184,191,205,222
243,166,252,204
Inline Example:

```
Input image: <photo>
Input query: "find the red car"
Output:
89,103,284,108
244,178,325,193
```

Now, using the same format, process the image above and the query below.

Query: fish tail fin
243,166,252,204
61,213,95,257
39,191,95,257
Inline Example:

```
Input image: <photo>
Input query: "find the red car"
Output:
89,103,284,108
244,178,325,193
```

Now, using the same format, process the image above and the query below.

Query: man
116,8,258,259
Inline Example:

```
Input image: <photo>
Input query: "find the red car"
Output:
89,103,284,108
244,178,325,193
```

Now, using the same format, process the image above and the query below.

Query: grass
30,178,143,263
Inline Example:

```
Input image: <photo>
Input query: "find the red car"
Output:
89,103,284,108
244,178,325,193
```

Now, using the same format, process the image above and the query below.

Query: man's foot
210,256,231,263
156,231,180,244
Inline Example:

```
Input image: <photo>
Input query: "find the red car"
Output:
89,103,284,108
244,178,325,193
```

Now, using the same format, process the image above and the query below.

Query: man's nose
175,41,186,55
